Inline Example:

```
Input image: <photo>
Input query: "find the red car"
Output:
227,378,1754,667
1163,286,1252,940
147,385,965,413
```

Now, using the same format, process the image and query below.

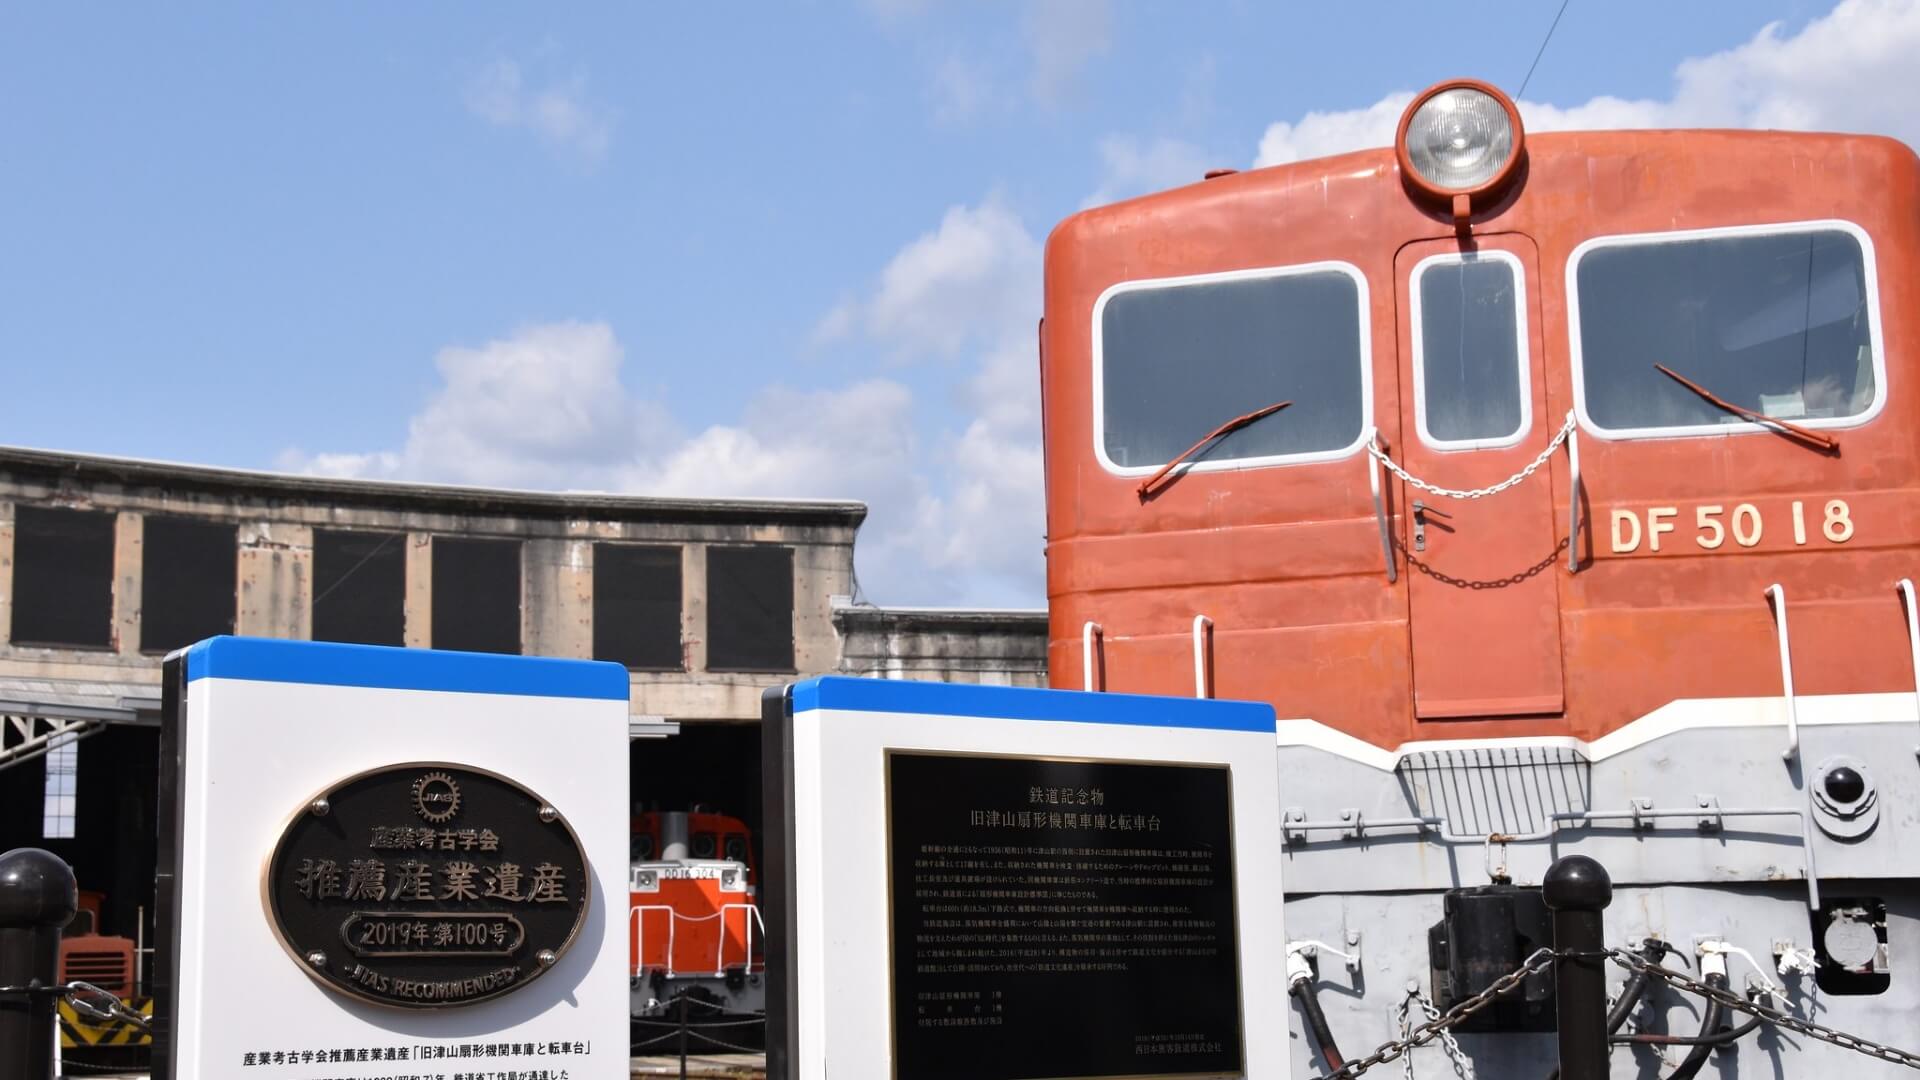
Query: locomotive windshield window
1096,264,1369,471
1572,223,1881,437
1413,252,1528,448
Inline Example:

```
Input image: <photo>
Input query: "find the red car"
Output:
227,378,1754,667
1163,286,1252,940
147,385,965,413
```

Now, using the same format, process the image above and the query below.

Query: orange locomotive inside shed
1040,79,1919,750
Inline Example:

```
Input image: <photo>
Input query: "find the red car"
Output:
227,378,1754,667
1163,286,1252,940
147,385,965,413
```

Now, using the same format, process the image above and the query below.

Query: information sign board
762,677,1288,1080
152,637,630,1080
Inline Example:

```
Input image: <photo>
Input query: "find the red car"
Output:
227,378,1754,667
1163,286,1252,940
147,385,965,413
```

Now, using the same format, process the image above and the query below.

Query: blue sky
3,0,1911,606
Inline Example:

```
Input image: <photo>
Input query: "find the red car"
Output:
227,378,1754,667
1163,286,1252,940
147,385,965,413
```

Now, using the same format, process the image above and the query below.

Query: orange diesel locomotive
1041,80,1919,1076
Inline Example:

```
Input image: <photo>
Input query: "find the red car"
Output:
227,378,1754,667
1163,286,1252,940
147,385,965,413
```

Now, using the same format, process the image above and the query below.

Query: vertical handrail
1192,615,1213,699
1899,579,1920,757
630,904,679,977
1565,414,1582,572
1367,427,1397,583
717,903,766,974
1082,621,1103,691
1764,584,1798,761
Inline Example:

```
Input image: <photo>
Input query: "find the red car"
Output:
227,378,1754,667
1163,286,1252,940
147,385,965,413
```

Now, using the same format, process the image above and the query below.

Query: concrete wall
833,602,1049,687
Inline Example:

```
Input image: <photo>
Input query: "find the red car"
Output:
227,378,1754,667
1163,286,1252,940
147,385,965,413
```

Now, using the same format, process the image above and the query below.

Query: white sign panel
155,636,630,1080
764,677,1289,1080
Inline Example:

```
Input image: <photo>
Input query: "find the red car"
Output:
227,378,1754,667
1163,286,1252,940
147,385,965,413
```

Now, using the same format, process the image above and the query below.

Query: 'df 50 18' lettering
1610,500,1854,553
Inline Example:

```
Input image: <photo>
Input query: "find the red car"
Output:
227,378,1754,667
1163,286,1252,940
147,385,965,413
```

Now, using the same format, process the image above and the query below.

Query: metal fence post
1543,854,1612,1080
0,847,79,1080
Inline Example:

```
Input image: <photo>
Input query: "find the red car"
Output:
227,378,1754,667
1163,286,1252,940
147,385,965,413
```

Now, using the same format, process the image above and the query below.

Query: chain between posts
0,981,151,1033
1396,988,1475,1080
1368,411,1577,501
1605,947,1920,1069
1304,945,1920,1079
1311,948,1556,1079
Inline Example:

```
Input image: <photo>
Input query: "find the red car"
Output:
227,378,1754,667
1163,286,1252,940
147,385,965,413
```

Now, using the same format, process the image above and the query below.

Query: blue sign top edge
183,636,631,702
788,676,1276,733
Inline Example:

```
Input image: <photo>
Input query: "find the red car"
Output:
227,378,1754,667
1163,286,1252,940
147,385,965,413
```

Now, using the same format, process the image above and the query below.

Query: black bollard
0,847,79,1080
1543,854,1612,1080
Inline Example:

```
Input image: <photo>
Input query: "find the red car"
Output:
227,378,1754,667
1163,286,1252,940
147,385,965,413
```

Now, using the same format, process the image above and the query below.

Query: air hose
1290,977,1347,1074
1662,971,1729,1080
1544,939,1675,1080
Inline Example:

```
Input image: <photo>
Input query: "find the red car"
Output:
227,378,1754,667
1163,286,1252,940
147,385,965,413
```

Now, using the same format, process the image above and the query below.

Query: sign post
761,677,1289,1080
152,637,630,1080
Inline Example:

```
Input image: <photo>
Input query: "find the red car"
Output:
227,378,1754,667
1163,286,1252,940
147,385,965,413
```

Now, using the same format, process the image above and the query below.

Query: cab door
1394,234,1564,719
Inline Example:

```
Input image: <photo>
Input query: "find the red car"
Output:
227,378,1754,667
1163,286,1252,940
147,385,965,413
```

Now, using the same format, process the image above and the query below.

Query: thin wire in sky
1518,0,1574,99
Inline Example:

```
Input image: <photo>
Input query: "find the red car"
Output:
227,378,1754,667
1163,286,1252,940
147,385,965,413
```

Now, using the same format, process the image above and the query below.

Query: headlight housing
1395,80,1526,215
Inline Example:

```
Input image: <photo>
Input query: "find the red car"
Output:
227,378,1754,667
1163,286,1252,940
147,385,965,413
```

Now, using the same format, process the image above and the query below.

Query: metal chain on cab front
1410,989,1476,1080
1390,990,1475,1080
1368,411,1576,500
1606,948,1920,1070
1309,948,1556,1080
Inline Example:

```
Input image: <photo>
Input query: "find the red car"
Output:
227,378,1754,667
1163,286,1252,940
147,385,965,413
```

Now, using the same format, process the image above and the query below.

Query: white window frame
1409,249,1533,451
1566,219,1887,441
1090,261,1374,477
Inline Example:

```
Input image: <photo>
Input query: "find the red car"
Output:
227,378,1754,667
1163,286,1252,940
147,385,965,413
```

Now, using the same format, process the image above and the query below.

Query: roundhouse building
0,444,1045,983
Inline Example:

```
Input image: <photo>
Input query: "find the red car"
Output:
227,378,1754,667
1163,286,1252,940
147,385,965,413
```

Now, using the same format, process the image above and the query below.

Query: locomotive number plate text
1610,499,1855,553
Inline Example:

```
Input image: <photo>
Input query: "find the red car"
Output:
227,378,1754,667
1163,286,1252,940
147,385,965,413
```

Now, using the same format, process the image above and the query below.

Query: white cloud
641,380,923,506
1253,91,1414,168
848,205,1046,602
465,59,613,164
277,196,1051,608
1024,0,1111,105
279,321,668,491
930,54,997,124
1252,0,1920,167
880,0,1110,120
851,199,1040,359
1082,134,1212,208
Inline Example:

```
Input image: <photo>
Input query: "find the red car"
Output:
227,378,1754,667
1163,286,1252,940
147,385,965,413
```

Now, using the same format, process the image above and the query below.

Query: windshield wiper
1137,400,1292,500
1654,363,1838,451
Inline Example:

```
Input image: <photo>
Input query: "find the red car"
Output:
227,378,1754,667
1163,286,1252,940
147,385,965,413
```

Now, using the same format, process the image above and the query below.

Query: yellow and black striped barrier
58,995,152,1047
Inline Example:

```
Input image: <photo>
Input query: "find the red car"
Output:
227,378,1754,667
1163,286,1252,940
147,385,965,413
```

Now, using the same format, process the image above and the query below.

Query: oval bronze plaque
264,762,590,1009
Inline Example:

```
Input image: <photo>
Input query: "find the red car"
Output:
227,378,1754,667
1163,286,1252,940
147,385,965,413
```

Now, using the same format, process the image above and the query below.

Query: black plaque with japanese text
264,763,590,1009
887,752,1243,1079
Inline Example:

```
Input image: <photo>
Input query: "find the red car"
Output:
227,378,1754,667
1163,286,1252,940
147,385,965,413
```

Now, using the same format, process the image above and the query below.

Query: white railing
718,903,766,976
1365,427,1396,583
1191,615,1213,699
1764,584,1798,761
1082,621,1104,691
630,903,766,978
1899,579,1920,758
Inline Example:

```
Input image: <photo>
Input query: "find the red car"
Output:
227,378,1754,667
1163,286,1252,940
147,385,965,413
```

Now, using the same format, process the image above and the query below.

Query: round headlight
1395,80,1525,204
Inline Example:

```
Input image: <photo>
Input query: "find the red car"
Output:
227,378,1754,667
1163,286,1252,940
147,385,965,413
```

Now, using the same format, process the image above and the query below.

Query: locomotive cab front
1041,79,1920,1076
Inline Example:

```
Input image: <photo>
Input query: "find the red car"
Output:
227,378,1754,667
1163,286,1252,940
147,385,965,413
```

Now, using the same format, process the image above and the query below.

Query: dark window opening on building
706,545,794,672
431,537,521,654
0,725,160,955
10,505,115,648
594,544,683,670
313,529,406,647
140,516,237,653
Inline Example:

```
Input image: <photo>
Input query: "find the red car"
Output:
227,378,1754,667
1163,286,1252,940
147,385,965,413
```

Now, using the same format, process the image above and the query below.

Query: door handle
1411,500,1452,553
